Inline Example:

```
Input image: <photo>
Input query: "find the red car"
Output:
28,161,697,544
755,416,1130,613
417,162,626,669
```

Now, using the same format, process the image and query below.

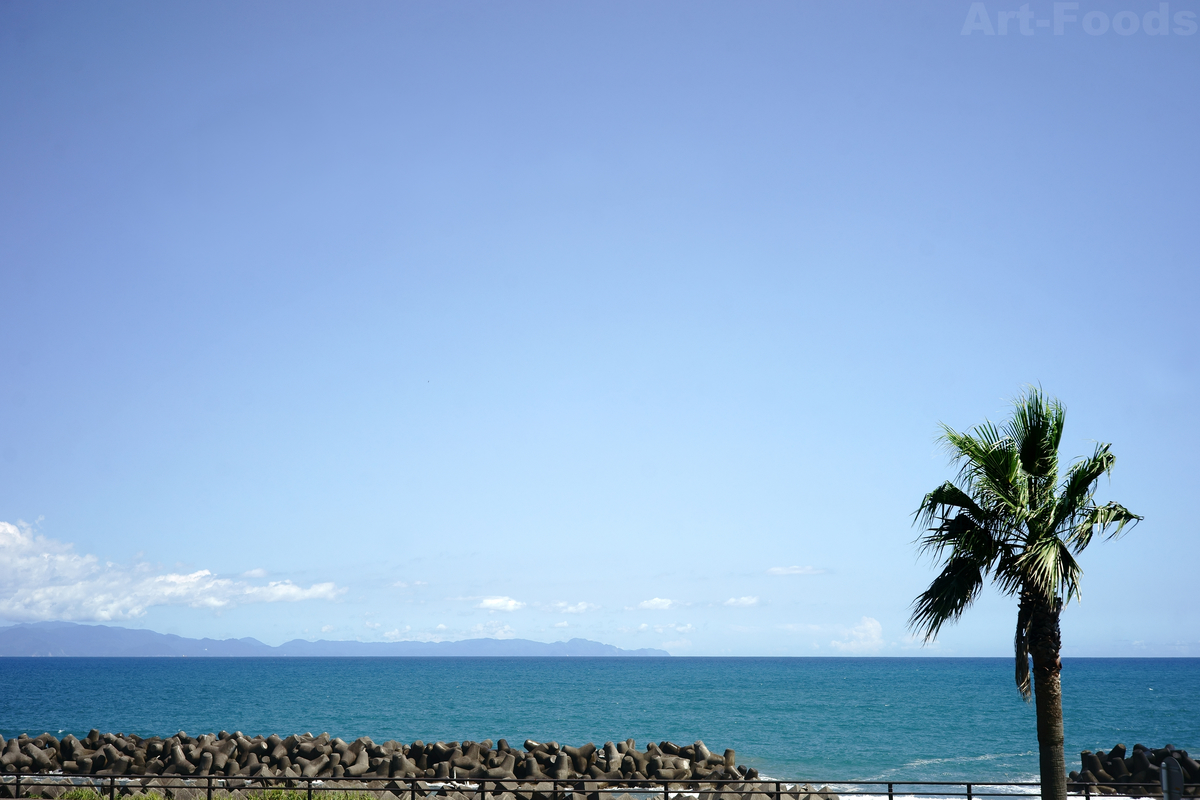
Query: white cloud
436,624,446,630
242,568,267,578
638,597,673,610
555,601,597,614
321,625,335,633
380,627,451,643
830,616,884,653
365,621,381,629
0,522,344,623
478,596,525,612
767,565,824,575
724,596,758,607
553,621,569,628
471,621,515,639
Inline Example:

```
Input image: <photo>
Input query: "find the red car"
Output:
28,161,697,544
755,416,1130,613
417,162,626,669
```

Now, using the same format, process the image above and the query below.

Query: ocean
1,658,1196,784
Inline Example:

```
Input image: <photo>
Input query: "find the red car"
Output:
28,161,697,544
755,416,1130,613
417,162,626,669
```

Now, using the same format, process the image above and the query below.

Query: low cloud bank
0,521,343,623
830,616,884,653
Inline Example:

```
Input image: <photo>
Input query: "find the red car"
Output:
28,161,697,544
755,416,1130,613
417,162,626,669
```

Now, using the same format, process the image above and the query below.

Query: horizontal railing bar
5,775,1188,783
1,775,1195,787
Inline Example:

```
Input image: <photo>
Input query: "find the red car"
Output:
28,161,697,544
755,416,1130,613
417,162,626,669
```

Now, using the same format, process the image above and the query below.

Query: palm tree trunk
1030,597,1066,800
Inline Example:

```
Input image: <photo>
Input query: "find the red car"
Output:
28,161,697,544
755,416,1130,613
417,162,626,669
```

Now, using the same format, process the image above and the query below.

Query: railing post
14,774,20,800
1084,784,1091,800
207,775,213,800
967,784,972,800
888,783,894,800
308,777,314,800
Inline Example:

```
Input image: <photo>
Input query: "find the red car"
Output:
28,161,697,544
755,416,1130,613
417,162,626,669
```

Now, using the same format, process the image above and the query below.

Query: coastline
1,658,1195,784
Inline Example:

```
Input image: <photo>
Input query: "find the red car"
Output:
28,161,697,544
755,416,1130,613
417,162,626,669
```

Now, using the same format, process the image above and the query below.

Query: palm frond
1014,592,1034,701
1018,534,1083,603
915,481,987,530
1065,501,1142,553
1062,443,1114,499
915,512,1006,568
909,553,988,643
991,547,1027,597
1050,443,1114,528
911,389,1139,656
1005,387,1065,480
940,425,1027,517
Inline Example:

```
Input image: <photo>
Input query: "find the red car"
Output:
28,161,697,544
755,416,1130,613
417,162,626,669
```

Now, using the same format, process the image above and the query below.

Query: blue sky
0,1,1196,656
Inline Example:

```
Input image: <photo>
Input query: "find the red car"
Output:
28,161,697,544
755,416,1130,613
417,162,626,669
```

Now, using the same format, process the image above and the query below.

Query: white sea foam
856,751,1039,787
902,752,1036,769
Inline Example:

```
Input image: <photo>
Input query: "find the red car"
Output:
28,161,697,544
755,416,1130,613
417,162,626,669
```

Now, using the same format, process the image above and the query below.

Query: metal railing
1,774,1195,800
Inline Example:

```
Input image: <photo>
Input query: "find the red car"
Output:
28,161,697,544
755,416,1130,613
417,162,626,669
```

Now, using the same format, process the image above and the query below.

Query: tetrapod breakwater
0,730,853,800
1069,743,1200,796
0,731,758,782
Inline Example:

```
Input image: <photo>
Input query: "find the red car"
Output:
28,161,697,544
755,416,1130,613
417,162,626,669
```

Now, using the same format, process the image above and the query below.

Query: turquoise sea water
1,658,1197,783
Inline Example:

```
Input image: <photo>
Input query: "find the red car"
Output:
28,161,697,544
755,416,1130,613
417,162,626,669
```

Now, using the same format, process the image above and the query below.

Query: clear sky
1,1,1196,657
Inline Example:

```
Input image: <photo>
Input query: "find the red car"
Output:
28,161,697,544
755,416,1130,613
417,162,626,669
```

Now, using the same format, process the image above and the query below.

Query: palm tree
909,388,1140,800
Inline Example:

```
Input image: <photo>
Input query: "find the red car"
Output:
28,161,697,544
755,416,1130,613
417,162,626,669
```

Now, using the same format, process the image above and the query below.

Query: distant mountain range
0,621,669,657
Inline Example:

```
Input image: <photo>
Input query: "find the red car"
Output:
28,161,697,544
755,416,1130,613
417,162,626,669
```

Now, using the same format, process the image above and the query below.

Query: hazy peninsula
0,621,670,658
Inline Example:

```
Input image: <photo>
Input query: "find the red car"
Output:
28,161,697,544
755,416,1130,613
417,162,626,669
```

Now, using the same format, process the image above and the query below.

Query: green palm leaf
910,387,1139,672
910,388,1140,800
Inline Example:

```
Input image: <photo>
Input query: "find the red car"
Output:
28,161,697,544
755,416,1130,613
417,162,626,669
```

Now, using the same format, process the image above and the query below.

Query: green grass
245,792,320,800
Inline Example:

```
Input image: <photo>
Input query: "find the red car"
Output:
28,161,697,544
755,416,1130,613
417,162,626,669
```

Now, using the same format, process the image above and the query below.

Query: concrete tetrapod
1,730,783,786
